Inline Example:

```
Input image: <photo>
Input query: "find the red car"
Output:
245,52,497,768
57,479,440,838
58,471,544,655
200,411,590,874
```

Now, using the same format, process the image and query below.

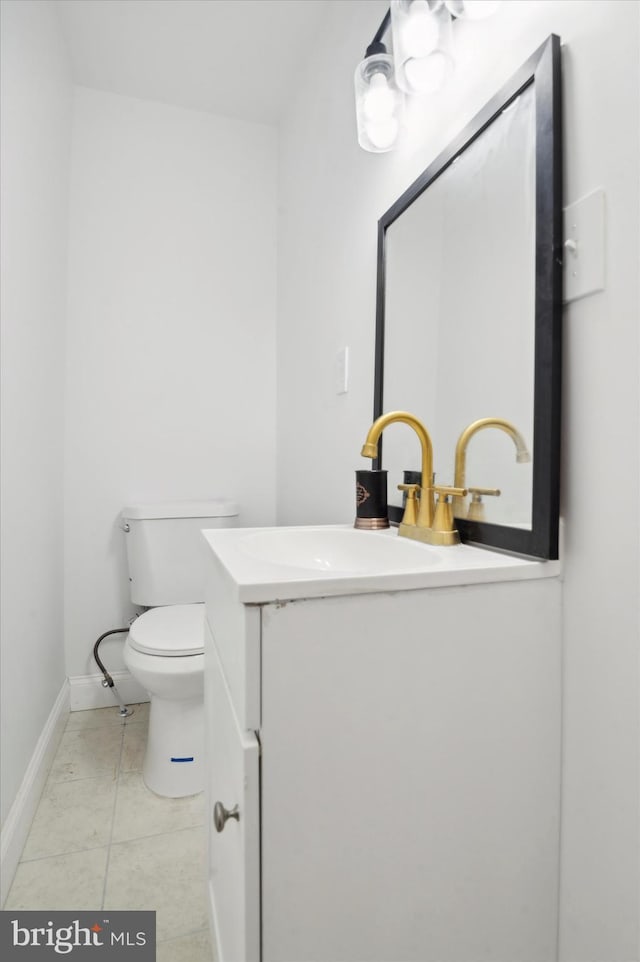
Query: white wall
0,0,72,826
277,2,639,959
64,88,277,679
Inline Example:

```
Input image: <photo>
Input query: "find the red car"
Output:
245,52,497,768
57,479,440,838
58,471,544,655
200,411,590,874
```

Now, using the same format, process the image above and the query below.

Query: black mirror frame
373,34,562,559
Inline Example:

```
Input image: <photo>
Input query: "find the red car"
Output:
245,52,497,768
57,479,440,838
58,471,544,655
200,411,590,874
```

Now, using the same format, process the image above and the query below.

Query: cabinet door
260,583,561,961
205,627,260,962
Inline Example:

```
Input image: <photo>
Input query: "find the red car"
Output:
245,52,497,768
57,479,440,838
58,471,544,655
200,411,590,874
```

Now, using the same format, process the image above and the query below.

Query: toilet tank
121,499,238,606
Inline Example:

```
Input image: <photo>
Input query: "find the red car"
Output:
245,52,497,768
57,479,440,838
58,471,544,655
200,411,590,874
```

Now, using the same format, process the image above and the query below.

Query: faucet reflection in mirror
361,410,467,545
453,417,531,518
354,1,503,152
466,486,501,521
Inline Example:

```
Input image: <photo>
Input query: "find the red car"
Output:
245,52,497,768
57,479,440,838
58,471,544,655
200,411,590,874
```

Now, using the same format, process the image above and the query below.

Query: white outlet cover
563,188,605,303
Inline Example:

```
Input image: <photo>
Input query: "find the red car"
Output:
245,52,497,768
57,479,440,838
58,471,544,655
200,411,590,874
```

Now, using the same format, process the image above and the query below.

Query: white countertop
202,524,561,604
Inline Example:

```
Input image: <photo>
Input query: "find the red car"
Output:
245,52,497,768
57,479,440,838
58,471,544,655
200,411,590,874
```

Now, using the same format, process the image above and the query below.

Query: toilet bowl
124,604,205,797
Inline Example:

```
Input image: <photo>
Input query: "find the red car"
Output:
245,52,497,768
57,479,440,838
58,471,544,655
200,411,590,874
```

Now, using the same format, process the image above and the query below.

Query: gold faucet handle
430,485,467,544
432,485,467,501
397,483,420,526
468,487,501,498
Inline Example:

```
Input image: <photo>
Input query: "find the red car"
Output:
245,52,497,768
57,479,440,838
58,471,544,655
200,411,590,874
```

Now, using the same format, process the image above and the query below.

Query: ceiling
56,0,331,125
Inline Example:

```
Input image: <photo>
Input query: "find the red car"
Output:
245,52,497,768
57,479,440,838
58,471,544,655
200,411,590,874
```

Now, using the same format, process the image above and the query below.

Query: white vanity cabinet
203,533,562,962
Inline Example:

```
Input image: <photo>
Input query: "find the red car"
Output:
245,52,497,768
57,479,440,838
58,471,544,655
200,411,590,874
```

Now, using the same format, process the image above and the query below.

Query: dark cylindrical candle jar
354,470,390,530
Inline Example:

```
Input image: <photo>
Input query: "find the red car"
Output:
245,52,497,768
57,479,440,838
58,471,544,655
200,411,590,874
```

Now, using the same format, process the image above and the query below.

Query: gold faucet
453,418,531,516
361,411,435,531
361,411,467,545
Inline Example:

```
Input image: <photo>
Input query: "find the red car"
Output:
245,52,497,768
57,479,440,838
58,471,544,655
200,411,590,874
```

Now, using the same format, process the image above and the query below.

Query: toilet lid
128,604,204,657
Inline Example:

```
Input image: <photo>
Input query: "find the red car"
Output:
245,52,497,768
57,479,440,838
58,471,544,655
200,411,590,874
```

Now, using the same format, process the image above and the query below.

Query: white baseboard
1,680,70,905
68,671,149,712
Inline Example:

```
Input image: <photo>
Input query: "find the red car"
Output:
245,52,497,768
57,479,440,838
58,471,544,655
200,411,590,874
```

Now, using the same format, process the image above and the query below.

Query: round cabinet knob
213,801,240,833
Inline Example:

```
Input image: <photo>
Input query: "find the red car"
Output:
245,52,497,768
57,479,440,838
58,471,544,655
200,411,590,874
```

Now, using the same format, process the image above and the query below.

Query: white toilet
121,499,238,797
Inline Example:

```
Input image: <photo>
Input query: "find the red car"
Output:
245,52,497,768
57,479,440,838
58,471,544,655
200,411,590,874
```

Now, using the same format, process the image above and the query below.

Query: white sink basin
201,524,560,603
239,527,442,574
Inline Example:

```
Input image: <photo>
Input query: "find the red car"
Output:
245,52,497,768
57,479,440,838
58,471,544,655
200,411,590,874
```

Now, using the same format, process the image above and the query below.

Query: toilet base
143,696,204,797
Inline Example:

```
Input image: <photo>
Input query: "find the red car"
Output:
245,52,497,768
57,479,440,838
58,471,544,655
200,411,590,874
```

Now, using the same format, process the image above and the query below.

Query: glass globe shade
404,49,454,93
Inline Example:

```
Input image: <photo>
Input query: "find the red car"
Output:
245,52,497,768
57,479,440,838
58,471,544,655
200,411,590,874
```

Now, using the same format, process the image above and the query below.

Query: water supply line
93,627,133,718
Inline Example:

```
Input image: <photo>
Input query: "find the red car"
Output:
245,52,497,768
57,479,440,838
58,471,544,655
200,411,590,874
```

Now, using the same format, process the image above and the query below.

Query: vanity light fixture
354,12,404,152
391,0,454,95
355,0,502,152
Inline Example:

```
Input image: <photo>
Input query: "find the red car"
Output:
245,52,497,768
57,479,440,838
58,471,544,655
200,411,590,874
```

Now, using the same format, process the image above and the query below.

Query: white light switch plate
563,188,605,303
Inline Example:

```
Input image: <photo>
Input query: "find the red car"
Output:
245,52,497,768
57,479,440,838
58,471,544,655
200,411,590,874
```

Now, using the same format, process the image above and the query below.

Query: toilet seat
128,604,204,657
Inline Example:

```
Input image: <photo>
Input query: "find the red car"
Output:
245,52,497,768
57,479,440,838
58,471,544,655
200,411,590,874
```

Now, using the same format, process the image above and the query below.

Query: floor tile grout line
18,842,114,866
62,722,129,735
100,721,128,911
41,771,123,790
110,818,206,849
65,721,130,731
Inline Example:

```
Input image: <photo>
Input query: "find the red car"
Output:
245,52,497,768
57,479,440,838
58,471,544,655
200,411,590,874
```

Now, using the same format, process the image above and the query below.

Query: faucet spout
361,411,434,528
454,417,531,494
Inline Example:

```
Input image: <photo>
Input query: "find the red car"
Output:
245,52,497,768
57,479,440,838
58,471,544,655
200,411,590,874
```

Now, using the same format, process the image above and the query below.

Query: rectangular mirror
374,34,562,559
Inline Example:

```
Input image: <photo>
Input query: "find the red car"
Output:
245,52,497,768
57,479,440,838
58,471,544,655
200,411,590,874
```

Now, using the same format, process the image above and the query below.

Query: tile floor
3,703,213,961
